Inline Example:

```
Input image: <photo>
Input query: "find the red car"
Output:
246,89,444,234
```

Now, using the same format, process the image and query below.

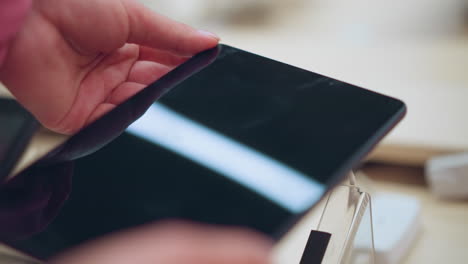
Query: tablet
0,44,406,260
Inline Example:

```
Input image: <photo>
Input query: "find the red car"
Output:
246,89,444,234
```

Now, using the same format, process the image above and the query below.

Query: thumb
122,0,220,56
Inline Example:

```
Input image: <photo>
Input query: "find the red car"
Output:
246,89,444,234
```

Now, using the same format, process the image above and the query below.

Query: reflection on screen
127,103,324,213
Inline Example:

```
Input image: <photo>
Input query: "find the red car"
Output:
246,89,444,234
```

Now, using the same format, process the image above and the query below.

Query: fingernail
198,30,220,41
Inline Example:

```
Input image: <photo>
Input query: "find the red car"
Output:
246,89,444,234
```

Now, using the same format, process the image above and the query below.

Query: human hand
49,221,273,264
0,0,219,134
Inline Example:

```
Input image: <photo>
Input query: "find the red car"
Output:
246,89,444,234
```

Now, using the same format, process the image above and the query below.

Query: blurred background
138,0,468,165
1,0,468,263
135,0,468,263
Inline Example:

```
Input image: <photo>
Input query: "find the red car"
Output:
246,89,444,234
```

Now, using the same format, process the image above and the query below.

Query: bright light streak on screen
126,103,324,213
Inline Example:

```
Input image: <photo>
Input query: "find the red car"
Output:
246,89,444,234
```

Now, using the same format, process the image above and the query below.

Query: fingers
86,59,175,124
106,81,146,105
84,102,116,127
87,59,173,123
121,0,219,56
139,46,189,67
127,60,173,84
50,221,273,264
51,44,140,134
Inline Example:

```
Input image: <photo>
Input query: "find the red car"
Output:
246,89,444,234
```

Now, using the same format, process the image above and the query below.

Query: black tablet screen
1,45,405,259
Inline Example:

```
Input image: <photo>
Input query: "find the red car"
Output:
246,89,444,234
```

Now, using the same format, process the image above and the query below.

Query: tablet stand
272,171,376,264
314,171,376,264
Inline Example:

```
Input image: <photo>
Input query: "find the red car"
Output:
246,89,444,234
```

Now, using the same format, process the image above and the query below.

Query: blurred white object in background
426,152,468,199
371,193,422,264
353,192,422,264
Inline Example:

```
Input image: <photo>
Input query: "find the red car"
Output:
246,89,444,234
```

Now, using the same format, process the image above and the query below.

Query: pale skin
50,221,273,264
0,0,219,134
1,0,272,263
